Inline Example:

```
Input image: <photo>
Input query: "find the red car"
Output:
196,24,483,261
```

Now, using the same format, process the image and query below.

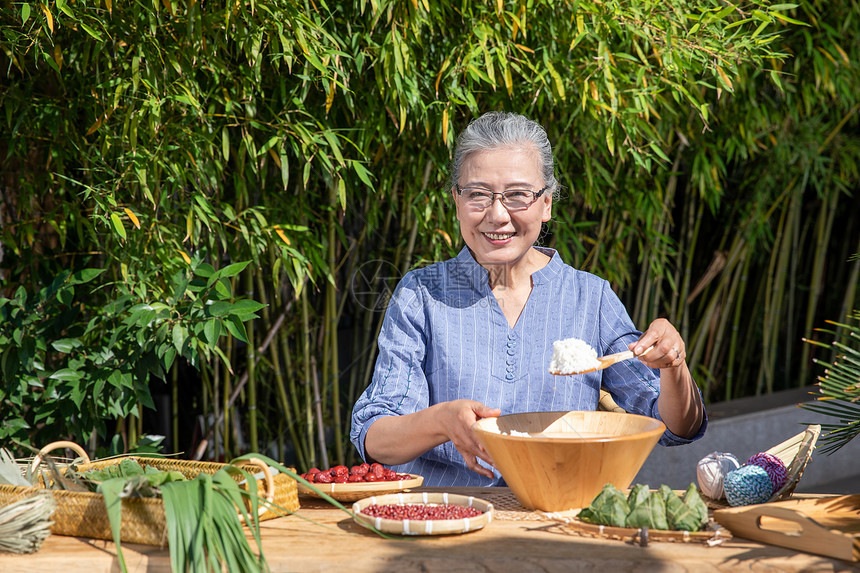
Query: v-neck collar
454,246,563,331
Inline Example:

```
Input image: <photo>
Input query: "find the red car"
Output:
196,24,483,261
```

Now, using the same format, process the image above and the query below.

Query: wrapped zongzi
577,483,629,527
624,486,669,530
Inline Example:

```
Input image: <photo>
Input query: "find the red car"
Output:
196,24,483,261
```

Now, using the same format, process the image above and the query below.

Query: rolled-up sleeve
350,273,430,461
596,281,708,446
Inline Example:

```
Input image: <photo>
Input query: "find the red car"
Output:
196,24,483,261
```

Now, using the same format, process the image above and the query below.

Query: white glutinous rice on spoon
548,337,600,375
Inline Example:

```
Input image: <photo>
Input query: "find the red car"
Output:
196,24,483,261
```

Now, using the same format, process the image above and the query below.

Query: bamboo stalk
209,355,220,461
725,253,751,401
223,322,234,459
300,289,316,466
758,184,797,395
785,167,814,387
265,251,307,467
324,226,343,463
278,326,307,468
328,266,343,464
344,230,370,443
668,198,683,321
799,189,839,386
686,232,745,381
246,270,259,452
834,239,860,359
678,192,702,341
191,305,290,460
705,243,746,396
277,289,309,467
311,355,329,469
171,363,179,453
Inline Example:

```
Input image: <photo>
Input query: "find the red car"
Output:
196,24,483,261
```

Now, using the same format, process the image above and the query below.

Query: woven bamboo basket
763,424,820,502
702,425,821,508
0,442,299,546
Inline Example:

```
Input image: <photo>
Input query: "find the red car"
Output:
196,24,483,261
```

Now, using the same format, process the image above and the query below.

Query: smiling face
453,145,553,272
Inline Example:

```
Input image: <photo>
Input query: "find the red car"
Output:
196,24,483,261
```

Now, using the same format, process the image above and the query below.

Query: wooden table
0,487,855,572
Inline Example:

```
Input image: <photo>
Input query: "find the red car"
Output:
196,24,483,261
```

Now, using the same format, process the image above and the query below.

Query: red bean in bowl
359,503,483,520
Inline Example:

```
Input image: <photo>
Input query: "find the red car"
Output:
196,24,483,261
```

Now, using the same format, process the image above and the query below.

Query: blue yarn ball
724,465,774,506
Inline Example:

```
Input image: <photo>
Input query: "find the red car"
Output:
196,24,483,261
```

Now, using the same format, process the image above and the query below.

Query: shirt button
506,341,514,348
505,373,515,380
506,357,516,365
506,348,516,356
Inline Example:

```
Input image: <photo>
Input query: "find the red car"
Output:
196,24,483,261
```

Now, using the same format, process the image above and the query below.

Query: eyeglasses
456,185,548,211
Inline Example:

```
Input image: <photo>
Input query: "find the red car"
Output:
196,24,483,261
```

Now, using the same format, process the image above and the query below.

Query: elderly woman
350,111,706,486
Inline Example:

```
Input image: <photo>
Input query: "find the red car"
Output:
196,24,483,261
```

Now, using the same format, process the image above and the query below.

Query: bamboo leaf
321,130,345,167
769,4,799,10
771,12,809,26
222,127,230,162
123,208,140,229
80,22,103,41
40,3,53,33
649,142,671,163
274,226,291,246
352,160,374,188
716,66,733,91
545,59,565,101
110,213,127,240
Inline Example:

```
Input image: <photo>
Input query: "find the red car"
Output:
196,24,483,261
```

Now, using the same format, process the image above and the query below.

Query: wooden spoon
550,345,654,376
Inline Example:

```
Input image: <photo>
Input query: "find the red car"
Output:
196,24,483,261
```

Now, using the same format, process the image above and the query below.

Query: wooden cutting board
714,495,860,562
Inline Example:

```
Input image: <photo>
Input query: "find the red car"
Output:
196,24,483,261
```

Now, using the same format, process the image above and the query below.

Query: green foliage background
1,0,858,467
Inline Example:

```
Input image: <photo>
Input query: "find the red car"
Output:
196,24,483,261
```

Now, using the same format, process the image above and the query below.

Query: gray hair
449,111,559,197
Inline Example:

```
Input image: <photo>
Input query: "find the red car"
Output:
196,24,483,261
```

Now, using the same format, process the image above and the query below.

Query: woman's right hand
440,399,501,479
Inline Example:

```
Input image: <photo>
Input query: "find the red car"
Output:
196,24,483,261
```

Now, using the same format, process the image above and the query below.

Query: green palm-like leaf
800,311,860,454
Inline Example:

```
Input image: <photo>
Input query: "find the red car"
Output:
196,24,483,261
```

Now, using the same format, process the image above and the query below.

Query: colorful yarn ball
724,465,774,507
746,452,789,492
696,452,741,500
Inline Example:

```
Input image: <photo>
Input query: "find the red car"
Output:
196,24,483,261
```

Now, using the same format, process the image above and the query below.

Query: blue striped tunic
350,246,706,486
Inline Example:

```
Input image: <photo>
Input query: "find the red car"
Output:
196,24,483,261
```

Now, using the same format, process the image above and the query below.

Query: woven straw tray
0,442,299,546
556,516,731,545
298,474,423,502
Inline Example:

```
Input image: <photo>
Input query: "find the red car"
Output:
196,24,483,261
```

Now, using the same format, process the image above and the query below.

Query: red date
331,465,349,477
359,503,483,520
303,463,412,483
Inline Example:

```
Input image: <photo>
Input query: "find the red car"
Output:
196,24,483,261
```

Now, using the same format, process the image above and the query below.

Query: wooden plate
297,474,423,502
352,492,494,536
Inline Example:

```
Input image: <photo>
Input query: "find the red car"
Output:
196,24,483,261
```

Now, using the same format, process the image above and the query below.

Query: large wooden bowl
472,411,666,512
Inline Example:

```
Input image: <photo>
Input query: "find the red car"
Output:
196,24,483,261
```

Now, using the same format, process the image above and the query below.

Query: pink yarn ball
746,452,789,492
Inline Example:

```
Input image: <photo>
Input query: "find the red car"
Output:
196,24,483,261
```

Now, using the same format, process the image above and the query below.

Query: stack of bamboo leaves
0,449,55,554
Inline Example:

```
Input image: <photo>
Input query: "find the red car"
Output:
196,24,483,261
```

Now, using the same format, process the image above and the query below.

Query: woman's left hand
628,318,686,370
